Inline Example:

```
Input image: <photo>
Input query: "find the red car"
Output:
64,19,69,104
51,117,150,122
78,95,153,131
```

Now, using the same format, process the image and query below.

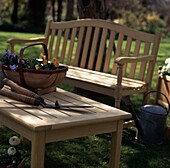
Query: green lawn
0,31,170,168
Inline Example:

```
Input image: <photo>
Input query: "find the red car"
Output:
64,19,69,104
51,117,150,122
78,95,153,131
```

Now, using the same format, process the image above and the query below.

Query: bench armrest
115,55,155,87
115,55,154,65
7,37,46,44
7,37,47,53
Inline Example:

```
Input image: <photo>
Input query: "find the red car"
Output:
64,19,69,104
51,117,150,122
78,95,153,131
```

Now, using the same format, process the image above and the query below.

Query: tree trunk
65,0,74,21
77,0,106,19
27,0,46,28
51,0,55,21
57,0,62,21
11,0,18,24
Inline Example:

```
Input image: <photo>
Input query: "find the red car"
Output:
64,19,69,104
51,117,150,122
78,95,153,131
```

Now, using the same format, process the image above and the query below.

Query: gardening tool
0,71,92,109
130,90,170,146
39,99,92,109
3,78,40,99
0,71,40,105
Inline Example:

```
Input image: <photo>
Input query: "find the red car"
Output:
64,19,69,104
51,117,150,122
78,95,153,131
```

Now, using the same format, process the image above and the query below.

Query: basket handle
143,90,170,115
18,42,48,88
19,42,48,60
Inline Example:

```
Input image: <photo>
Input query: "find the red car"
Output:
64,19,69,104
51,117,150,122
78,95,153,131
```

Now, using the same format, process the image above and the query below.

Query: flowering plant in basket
0,50,59,71
159,58,170,77
0,43,68,91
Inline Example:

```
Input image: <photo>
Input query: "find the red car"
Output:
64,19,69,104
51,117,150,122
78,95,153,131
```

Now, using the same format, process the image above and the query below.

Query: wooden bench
7,19,162,111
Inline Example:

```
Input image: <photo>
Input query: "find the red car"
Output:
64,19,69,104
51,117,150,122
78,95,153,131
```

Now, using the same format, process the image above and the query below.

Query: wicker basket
1,43,68,94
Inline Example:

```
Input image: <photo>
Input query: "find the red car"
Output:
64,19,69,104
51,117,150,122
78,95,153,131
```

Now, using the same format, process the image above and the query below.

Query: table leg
31,131,45,168
109,120,123,168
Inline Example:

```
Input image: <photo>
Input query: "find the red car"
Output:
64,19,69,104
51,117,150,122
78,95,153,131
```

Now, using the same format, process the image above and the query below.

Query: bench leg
115,98,121,108
109,120,123,168
31,131,45,168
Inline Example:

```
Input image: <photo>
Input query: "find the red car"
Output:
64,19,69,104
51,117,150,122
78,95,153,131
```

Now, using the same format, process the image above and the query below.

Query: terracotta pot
156,76,170,109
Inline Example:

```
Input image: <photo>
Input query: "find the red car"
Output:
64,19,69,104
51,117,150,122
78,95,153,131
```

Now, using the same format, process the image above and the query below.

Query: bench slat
103,30,115,73
80,26,93,68
88,27,100,70
139,42,151,80
67,27,77,64
64,66,146,89
74,27,85,66
123,36,132,76
112,33,124,74
53,29,62,59
61,28,70,62
96,28,108,71
129,39,141,78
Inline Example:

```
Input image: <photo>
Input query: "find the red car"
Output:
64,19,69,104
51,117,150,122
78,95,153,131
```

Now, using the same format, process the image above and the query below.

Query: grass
0,31,170,168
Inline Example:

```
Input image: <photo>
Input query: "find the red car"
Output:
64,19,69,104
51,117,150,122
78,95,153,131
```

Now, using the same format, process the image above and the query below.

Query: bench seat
63,65,147,97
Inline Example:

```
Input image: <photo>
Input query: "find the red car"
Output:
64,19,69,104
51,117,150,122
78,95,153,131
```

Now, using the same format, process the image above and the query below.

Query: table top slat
0,88,131,131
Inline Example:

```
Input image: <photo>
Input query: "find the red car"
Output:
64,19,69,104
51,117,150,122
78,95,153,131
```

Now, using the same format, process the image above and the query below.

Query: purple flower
3,51,10,64
10,53,17,58
3,51,10,58
9,64,18,70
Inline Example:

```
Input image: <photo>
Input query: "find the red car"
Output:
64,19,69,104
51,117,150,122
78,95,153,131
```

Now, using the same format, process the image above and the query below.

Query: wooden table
0,88,131,168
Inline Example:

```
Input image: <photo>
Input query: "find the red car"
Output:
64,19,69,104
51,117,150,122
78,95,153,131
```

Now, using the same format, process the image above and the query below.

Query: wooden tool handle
0,88,40,106
3,78,40,98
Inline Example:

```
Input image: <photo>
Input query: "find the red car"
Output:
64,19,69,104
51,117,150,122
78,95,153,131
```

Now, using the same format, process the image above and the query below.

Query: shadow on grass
1,121,170,168
121,128,170,168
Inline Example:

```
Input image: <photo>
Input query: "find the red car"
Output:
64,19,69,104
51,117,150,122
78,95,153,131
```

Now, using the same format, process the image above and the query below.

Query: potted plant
156,58,170,138
0,43,68,95
156,58,170,107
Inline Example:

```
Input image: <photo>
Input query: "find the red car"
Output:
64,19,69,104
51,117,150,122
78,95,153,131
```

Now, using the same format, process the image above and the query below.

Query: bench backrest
44,19,161,82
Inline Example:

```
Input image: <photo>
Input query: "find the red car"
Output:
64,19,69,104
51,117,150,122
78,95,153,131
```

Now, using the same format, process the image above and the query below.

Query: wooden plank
46,121,117,142
87,27,100,69
48,29,56,59
43,92,105,114
50,19,156,42
95,28,108,71
48,88,131,115
66,27,77,65
31,131,45,168
109,120,123,168
73,27,85,66
104,30,116,73
129,39,141,78
65,66,146,88
112,33,124,74
54,29,62,59
0,98,52,130
0,112,33,140
80,26,93,68
3,100,61,126
138,42,151,80
123,36,132,76
60,29,70,62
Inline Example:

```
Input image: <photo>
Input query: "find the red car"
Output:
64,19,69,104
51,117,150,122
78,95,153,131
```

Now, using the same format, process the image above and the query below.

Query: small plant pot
0,159,24,168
